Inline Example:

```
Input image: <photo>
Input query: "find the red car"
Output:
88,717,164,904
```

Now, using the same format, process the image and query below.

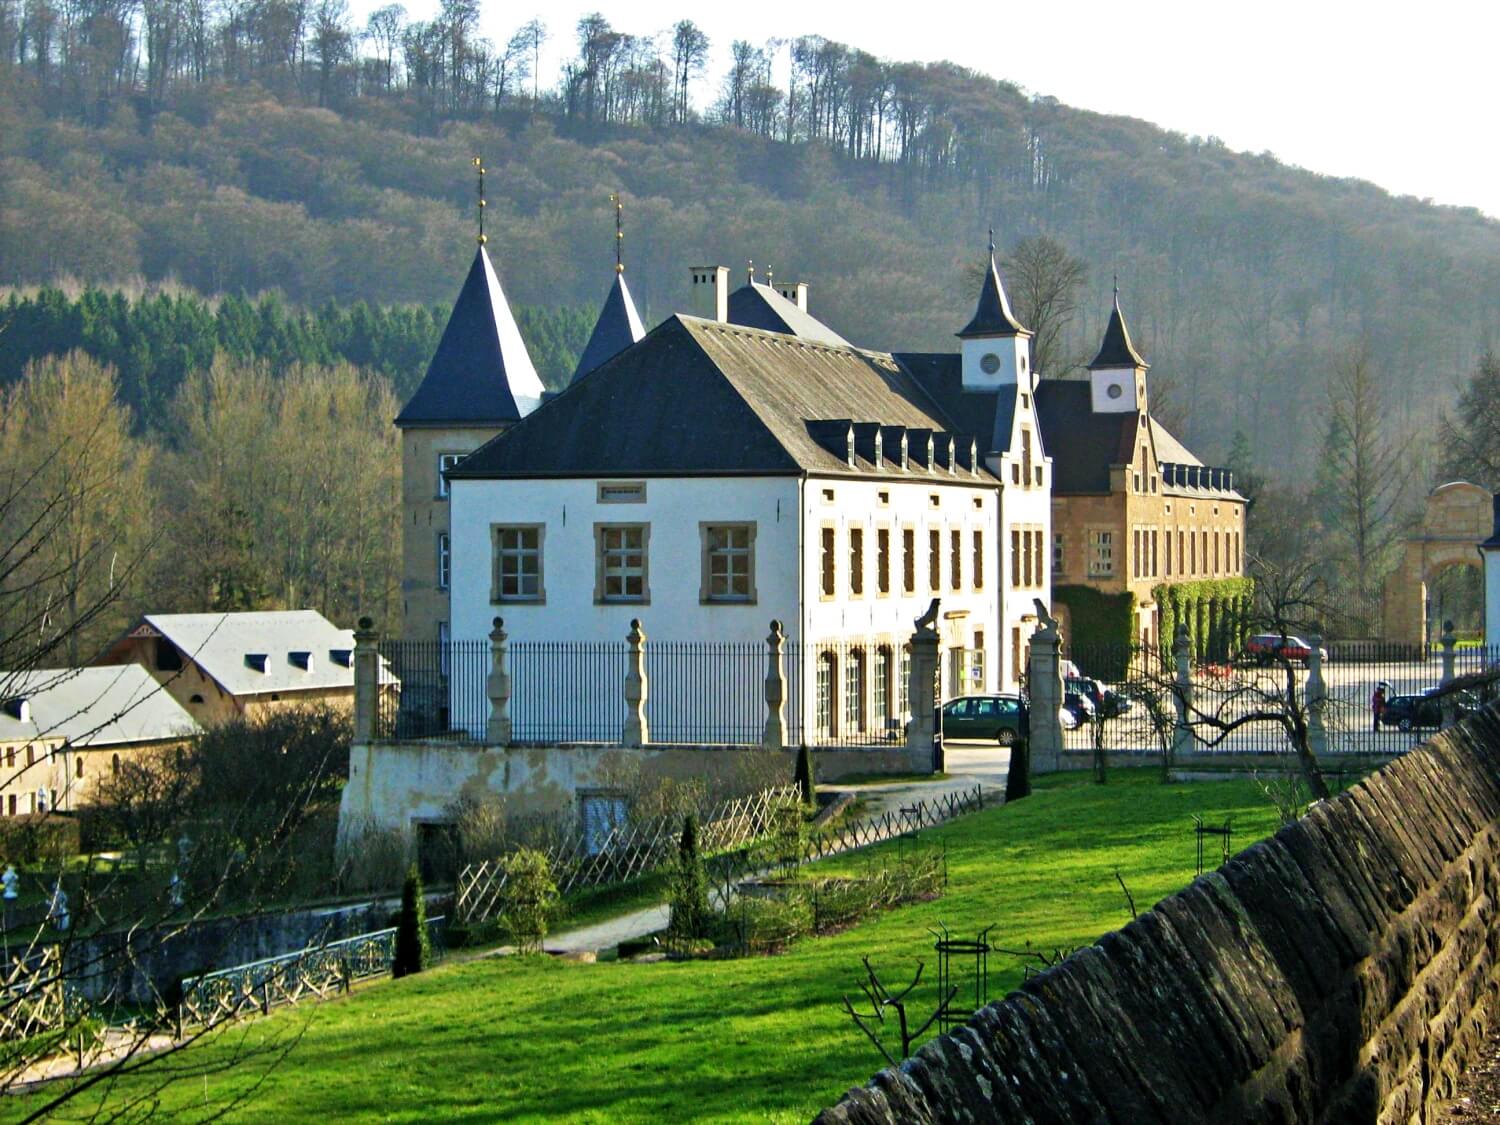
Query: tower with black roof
1088,286,1149,414
570,194,646,384
958,235,1033,391
395,195,544,644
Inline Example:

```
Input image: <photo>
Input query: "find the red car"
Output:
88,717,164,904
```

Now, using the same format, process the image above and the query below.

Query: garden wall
816,709,1500,1124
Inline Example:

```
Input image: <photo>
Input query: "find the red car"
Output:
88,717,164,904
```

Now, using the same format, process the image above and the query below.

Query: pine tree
392,865,430,977
668,815,711,942
794,744,816,806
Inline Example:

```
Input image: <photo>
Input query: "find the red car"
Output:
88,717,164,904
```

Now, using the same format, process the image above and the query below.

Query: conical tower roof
395,246,544,427
957,251,1030,339
1089,293,1149,370
571,272,646,383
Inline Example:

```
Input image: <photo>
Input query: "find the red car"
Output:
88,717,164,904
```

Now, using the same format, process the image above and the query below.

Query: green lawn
25,771,1285,1123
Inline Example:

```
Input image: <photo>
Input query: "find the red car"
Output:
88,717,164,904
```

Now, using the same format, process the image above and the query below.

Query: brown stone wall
816,710,1500,1124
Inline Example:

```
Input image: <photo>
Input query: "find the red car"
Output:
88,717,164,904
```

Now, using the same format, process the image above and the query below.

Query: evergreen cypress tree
668,815,711,942
392,865,430,978
794,743,816,806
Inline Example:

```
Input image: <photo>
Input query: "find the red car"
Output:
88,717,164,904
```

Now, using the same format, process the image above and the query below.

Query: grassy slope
26,772,1283,1123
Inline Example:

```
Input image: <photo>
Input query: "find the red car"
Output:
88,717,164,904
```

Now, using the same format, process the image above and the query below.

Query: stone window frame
1088,528,1115,578
819,522,837,601
490,523,546,604
901,524,917,595
1052,530,1065,578
594,522,651,605
435,451,466,500
436,530,451,591
972,528,984,591
597,480,646,504
949,527,963,592
849,525,866,598
928,527,942,594
874,523,892,597
699,521,757,605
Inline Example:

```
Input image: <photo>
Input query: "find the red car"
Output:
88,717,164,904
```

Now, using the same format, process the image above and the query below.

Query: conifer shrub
392,865,430,978
668,816,711,942
793,744,816,806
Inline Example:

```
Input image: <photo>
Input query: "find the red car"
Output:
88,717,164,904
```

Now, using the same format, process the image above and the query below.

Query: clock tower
958,237,1033,391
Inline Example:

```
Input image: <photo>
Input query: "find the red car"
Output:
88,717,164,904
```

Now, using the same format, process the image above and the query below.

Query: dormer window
245,653,268,673
329,648,353,667
289,651,314,672
2,698,29,722
846,429,856,467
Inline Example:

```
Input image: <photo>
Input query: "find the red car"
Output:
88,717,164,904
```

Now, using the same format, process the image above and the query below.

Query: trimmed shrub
668,816,711,942
1005,738,1031,803
498,847,559,955
392,865,430,978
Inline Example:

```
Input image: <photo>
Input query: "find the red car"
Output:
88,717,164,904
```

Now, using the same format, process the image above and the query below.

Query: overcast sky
357,0,1499,218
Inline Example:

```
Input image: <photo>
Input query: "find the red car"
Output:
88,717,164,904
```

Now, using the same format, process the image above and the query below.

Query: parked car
940,694,1029,745
1243,633,1327,666
1059,704,1080,731
1062,689,1096,727
1379,689,1479,731
1066,676,1135,719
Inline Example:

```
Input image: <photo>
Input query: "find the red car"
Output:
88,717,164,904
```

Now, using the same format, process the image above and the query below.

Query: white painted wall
988,393,1053,691
1486,546,1500,646
961,333,1031,391
1090,365,1145,414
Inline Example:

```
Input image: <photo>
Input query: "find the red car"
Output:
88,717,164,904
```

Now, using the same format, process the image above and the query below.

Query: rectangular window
703,523,754,602
436,452,464,498
492,525,543,601
1213,530,1221,574
902,529,915,594
1165,527,1174,577
971,630,986,692
816,653,837,737
950,529,962,591
972,530,984,591
849,528,865,596
1034,530,1045,587
821,527,836,597
1151,529,1158,578
1011,626,1022,686
877,528,891,595
1190,530,1197,574
844,649,866,732
1201,530,1209,575
929,529,941,593
1011,529,1022,587
1089,530,1115,577
1021,430,1034,487
1132,529,1140,579
874,647,893,730
1053,532,1064,576
1178,529,1185,575
597,481,646,503
437,532,451,591
1023,529,1035,589
597,524,647,603
899,645,911,716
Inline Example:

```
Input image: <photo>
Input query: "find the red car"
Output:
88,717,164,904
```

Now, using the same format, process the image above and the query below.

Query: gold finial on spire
747,259,755,286
610,192,624,274
1113,273,1120,304
765,265,774,287
473,155,488,245
988,226,995,257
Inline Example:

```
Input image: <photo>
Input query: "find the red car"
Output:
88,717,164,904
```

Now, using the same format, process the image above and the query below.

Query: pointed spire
474,155,487,246
957,239,1030,339
1089,287,1149,369
571,271,646,383
395,245,545,426
611,191,624,274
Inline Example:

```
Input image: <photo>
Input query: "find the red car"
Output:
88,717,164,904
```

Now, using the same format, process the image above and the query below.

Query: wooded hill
2,8,1498,473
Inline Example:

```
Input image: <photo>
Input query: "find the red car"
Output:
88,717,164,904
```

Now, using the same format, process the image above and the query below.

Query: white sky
358,0,1500,218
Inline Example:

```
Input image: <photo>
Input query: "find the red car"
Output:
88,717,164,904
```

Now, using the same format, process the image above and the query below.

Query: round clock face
979,352,1001,375
1106,382,1124,399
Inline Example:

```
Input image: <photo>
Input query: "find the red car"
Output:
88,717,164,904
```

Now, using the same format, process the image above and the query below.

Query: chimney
774,280,809,312
689,266,729,322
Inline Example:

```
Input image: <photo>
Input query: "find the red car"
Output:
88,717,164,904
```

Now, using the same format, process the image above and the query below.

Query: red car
1243,633,1325,666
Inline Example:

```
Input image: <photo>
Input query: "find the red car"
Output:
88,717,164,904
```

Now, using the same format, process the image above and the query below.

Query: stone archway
1380,481,1492,645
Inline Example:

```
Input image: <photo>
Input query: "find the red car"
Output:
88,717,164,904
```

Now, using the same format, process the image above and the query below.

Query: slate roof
0,665,200,748
726,283,850,347
958,254,1030,339
395,247,545,428
1034,381,1141,493
115,611,371,698
452,317,994,482
895,353,1018,457
1089,296,1148,369
571,272,646,384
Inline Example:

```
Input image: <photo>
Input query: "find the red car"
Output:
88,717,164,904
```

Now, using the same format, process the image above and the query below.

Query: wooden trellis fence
800,786,984,862
456,786,801,924
0,947,67,1041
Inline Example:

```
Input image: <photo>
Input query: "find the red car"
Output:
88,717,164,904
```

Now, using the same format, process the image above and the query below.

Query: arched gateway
1381,481,1492,645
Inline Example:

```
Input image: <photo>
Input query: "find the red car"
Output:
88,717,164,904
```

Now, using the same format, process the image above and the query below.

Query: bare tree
668,19,707,124
1002,236,1088,378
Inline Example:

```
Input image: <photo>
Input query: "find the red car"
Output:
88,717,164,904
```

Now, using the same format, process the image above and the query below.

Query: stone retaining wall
816,710,1500,1124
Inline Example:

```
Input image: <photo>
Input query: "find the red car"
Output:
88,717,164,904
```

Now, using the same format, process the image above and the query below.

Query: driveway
831,743,1011,819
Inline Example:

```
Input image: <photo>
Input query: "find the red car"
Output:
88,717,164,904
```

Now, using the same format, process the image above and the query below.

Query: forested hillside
4,6,1499,471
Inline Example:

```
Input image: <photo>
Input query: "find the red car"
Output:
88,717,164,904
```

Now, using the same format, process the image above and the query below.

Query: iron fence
178,916,446,1027
1056,639,1497,757
372,637,917,749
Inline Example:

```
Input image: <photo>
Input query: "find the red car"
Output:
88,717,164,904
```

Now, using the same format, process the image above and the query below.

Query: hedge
1154,577,1255,663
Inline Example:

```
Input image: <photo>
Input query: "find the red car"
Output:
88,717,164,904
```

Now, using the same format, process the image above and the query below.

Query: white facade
447,472,1003,741
961,332,1031,391
988,391,1053,691
1090,364,1146,414
1485,540,1500,647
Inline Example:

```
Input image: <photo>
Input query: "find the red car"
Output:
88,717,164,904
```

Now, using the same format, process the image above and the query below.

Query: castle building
1036,293,1246,650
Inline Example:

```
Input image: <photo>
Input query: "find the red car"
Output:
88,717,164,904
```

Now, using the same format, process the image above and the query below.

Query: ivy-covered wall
1053,585,1137,678
1154,578,1255,662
